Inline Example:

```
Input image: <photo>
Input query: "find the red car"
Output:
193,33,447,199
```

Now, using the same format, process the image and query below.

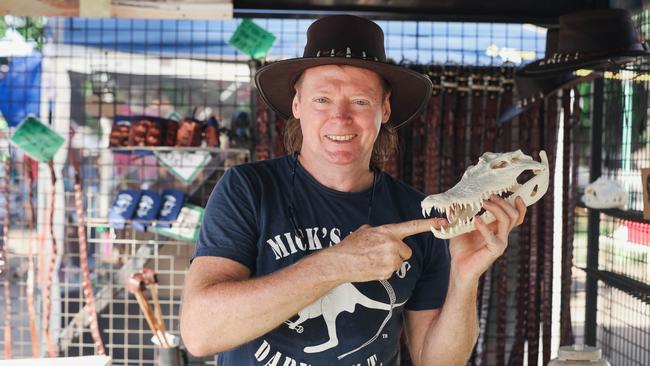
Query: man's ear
381,92,391,124
292,92,301,119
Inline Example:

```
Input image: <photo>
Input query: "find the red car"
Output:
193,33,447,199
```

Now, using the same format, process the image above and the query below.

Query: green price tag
228,19,276,60
10,117,65,162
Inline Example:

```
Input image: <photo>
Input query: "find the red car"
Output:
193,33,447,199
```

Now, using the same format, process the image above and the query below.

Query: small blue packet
108,190,141,229
133,190,162,231
156,189,186,227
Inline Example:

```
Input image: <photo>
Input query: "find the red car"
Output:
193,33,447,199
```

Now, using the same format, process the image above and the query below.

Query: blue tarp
0,53,42,127
60,18,545,64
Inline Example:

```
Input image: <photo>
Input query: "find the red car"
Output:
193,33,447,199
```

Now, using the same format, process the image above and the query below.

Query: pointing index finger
385,218,447,239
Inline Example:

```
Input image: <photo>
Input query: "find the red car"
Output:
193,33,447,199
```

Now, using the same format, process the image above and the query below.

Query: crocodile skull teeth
421,149,550,239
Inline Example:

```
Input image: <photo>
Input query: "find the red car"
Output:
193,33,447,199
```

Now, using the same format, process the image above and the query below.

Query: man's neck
297,154,374,193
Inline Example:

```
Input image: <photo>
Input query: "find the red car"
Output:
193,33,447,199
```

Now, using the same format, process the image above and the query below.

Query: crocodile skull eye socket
491,160,509,169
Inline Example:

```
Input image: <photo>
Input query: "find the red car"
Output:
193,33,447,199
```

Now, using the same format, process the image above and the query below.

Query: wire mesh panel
569,24,650,362
0,14,549,366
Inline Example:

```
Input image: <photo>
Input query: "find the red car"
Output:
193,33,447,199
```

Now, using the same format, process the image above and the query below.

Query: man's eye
354,100,370,106
314,97,327,103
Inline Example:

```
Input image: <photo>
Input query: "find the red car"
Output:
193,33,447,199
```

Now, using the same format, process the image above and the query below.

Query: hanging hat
518,8,650,76
499,29,600,123
254,15,433,129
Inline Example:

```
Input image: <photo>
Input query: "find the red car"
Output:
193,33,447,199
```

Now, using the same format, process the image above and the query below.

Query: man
181,15,526,365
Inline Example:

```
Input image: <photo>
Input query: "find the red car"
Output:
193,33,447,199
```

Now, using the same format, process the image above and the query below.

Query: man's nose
331,101,352,121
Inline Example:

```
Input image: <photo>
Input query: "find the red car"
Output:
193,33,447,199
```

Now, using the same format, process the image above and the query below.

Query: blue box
133,190,162,231
108,190,141,229
156,189,186,227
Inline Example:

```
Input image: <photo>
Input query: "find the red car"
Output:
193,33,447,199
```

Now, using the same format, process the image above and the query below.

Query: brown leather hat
499,28,600,123
254,15,433,129
519,8,649,75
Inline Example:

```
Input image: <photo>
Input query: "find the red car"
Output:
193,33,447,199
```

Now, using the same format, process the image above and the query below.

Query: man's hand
324,219,446,283
447,195,526,284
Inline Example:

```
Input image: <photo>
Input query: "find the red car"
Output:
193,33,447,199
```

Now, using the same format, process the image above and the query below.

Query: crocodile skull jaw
421,150,550,239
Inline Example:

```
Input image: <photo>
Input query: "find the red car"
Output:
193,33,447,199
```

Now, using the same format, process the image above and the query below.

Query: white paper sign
154,150,211,184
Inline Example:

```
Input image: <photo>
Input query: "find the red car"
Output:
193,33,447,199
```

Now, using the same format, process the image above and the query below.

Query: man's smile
325,134,357,142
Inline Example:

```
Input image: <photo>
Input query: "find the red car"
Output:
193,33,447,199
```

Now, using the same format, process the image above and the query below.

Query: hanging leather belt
412,80,428,193
23,157,40,357
483,71,501,152
560,87,580,346
527,99,542,366
476,69,503,366
509,104,536,366
440,65,458,191
43,160,58,357
469,71,486,163
424,65,443,195
69,131,107,355
255,93,271,161
2,156,12,359
541,88,559,366
273,113,286,159
494,67,514,366
453,68,470,183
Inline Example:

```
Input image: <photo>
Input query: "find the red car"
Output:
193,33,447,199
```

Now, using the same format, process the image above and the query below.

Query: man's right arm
180,219,441,357
180,253,344,357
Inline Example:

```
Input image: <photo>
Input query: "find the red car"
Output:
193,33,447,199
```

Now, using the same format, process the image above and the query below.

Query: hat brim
517,50,650,76
498,71,600,123
254,57,432,129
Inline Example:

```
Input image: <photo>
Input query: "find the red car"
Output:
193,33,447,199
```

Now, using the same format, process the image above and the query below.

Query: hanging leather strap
560,88,576,346
273,113,286,159
440,65,458,191
23,157,40,357
43,160,58,357
494,67,514,366
527,102,543,366
69,130,107,355
2,155,12,359
483,71,500,153
255,92,271,161
453,68,470,182
424,66,443,194
409,66,429,191
509,104,535,365
541,89,559,366
469,71,486,163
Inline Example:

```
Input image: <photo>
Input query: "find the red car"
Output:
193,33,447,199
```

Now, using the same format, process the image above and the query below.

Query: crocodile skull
582,177,626,209
421,150,550,239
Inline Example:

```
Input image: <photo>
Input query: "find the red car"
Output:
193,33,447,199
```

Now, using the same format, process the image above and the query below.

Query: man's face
292,65,391,167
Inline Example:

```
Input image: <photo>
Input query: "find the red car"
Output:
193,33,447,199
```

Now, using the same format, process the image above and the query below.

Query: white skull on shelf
421,149,550,239
582,177,626,209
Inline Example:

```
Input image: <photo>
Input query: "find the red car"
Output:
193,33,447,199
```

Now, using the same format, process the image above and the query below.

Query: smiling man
180,15,526,366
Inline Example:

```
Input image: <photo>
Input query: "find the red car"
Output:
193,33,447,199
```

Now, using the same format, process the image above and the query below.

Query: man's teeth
326,134,355,141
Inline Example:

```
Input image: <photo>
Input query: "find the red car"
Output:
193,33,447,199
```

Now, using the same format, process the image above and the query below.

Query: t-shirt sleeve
191,167,259,271
405,236,451,310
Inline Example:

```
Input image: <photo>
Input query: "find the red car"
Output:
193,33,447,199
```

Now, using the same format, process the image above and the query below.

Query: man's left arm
404,195,526,366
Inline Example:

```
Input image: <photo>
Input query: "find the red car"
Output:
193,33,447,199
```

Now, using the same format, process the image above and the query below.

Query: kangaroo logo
284,282,406,356
396,261,412,279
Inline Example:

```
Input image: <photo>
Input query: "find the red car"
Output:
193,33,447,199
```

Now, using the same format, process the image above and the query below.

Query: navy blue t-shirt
193,155,450,366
